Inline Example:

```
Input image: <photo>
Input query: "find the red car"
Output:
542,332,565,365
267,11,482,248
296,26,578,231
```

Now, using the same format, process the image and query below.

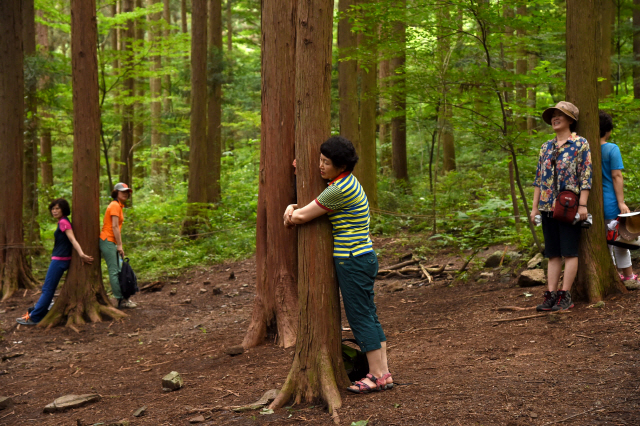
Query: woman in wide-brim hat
530,101,592,311
99,183,136,309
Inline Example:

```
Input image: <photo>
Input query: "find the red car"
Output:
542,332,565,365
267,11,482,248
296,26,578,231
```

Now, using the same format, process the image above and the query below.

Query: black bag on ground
119,256,139,299
342,338,369,383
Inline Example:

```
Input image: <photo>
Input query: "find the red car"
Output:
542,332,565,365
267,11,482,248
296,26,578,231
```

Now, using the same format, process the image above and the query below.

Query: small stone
183,298,192,304
211,287,222,295
170,288,177,296
225,345,244,356
517,269,546,287
530,412,538,419
624,280,640,290
43,394,100,413
133,406,147,417
189,415,205,423
161,371,183,391
483,251,504,268
199,288,207,294
0,396,13,411
479,272,494,278
527,253,544,269
229,271,236,280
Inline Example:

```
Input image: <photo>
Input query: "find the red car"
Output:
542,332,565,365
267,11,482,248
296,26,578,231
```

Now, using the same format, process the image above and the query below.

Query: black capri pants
541,211,582,258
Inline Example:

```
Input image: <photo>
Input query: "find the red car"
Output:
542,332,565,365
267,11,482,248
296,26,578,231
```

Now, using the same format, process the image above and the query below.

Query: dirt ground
1,238,640,426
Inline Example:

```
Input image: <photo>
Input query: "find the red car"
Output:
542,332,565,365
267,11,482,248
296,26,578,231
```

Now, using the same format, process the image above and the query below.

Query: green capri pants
99,238,122,299
334,251,386,353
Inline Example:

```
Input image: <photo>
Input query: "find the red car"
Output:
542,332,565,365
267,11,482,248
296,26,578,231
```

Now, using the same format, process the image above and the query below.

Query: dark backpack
342,338,369,382
119,257,139,299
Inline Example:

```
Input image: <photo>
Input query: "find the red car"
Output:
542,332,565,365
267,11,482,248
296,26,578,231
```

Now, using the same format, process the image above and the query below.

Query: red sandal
381,372,394,390
347,373,384,394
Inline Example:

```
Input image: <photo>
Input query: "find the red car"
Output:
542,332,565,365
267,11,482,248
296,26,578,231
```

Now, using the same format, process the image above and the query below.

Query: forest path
1,238,640,425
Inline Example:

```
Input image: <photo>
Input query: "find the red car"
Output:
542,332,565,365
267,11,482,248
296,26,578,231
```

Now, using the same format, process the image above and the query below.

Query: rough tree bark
243,0,298,350
163,0,172,113
390,0,408,182
183,0,209,234
358,0,378,209
207,0,222,204
0,0,38,300
338,0,359,152
133,0,145,182
566,0,626,301
40,0,125,327
119,0,135,186
37,12,54,188
598,0,614,98
23,0,41,250
527,52,538,133
269,0,350,419
149,0,163,180
181,0,188,33
634,0,640,99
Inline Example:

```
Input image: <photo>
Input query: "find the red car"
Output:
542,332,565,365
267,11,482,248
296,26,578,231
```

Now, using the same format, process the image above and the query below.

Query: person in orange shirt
99,183,136,309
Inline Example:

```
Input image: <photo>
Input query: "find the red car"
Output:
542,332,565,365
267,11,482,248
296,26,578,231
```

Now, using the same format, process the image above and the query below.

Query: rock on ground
133,406,147,417
43,394,100,413
484,251,521,268
0,396,13,411
189,414,205,423
624,280,640,290
527,253,544,269
225,345,244,356
517,269,546,287
162,371,183,391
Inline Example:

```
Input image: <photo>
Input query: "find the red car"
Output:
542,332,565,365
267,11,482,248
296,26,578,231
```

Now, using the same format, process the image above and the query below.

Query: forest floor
1,235,640,426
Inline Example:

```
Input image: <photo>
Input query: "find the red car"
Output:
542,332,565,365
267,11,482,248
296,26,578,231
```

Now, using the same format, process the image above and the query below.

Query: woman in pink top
17,199,93,325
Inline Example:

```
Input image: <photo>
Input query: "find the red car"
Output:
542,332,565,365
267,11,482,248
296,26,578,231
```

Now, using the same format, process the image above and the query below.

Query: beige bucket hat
618,212,640,240
542,101,579,125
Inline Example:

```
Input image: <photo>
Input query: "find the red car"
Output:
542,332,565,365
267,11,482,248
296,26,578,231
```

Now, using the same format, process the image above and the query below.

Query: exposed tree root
270,346,345,419
1,250,39,301
40,299,125,329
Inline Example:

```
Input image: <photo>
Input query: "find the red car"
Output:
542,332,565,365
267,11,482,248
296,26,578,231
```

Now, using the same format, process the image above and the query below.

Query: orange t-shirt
99,200,124,243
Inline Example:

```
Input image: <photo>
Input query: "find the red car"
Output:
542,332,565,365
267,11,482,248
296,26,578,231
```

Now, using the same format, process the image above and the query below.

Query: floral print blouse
533,133,592,212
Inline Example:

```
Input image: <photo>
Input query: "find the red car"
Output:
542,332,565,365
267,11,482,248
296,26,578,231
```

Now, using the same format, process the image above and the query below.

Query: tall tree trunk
390,0,408,182
207,0,222,203
183,0,208,234
338,0,359,152
112,1,121,117
0,0,38,300
243,0,298,350
566,0,626,301
378,57,391,174
41,0,124,327
132,0,145,183
150,0,163,181
438,4,455,172
226,0,232,52
508,160,521,231
598,0,615,98
527,52,538,133
634,0,640,99
515,4,527,131
269,0,350,417
357,4,378,210
163,0,172,114
37,14,54,188
23,0,41,250
119,0,135,186
181,0,188,34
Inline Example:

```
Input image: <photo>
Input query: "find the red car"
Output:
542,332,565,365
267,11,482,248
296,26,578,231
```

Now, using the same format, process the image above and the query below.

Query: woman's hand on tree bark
79,253,94,264
283,204,297,228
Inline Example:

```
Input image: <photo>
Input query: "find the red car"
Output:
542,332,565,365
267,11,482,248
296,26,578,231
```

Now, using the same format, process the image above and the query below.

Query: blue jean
30,259,70,323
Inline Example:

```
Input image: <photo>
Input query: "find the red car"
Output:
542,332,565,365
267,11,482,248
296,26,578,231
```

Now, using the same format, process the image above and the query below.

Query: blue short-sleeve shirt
601,142,624,220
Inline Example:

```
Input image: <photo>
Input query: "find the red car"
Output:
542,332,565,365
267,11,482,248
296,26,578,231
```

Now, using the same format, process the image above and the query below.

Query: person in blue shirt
600,111,637,282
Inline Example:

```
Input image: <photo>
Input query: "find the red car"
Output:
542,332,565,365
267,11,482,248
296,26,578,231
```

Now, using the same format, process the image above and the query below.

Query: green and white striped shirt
315,172,374,258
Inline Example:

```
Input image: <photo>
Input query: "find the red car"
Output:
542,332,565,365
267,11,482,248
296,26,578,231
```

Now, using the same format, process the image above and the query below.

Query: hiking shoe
536,291,557,311
16,316,38,325
551,290,574,311
118,299,137,309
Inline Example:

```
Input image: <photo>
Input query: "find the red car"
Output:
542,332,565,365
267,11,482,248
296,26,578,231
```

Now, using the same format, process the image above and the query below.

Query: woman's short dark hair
111,190,119,200
570,120,577,133
599,110,614,138
320,136,359,172
48,198,71,217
